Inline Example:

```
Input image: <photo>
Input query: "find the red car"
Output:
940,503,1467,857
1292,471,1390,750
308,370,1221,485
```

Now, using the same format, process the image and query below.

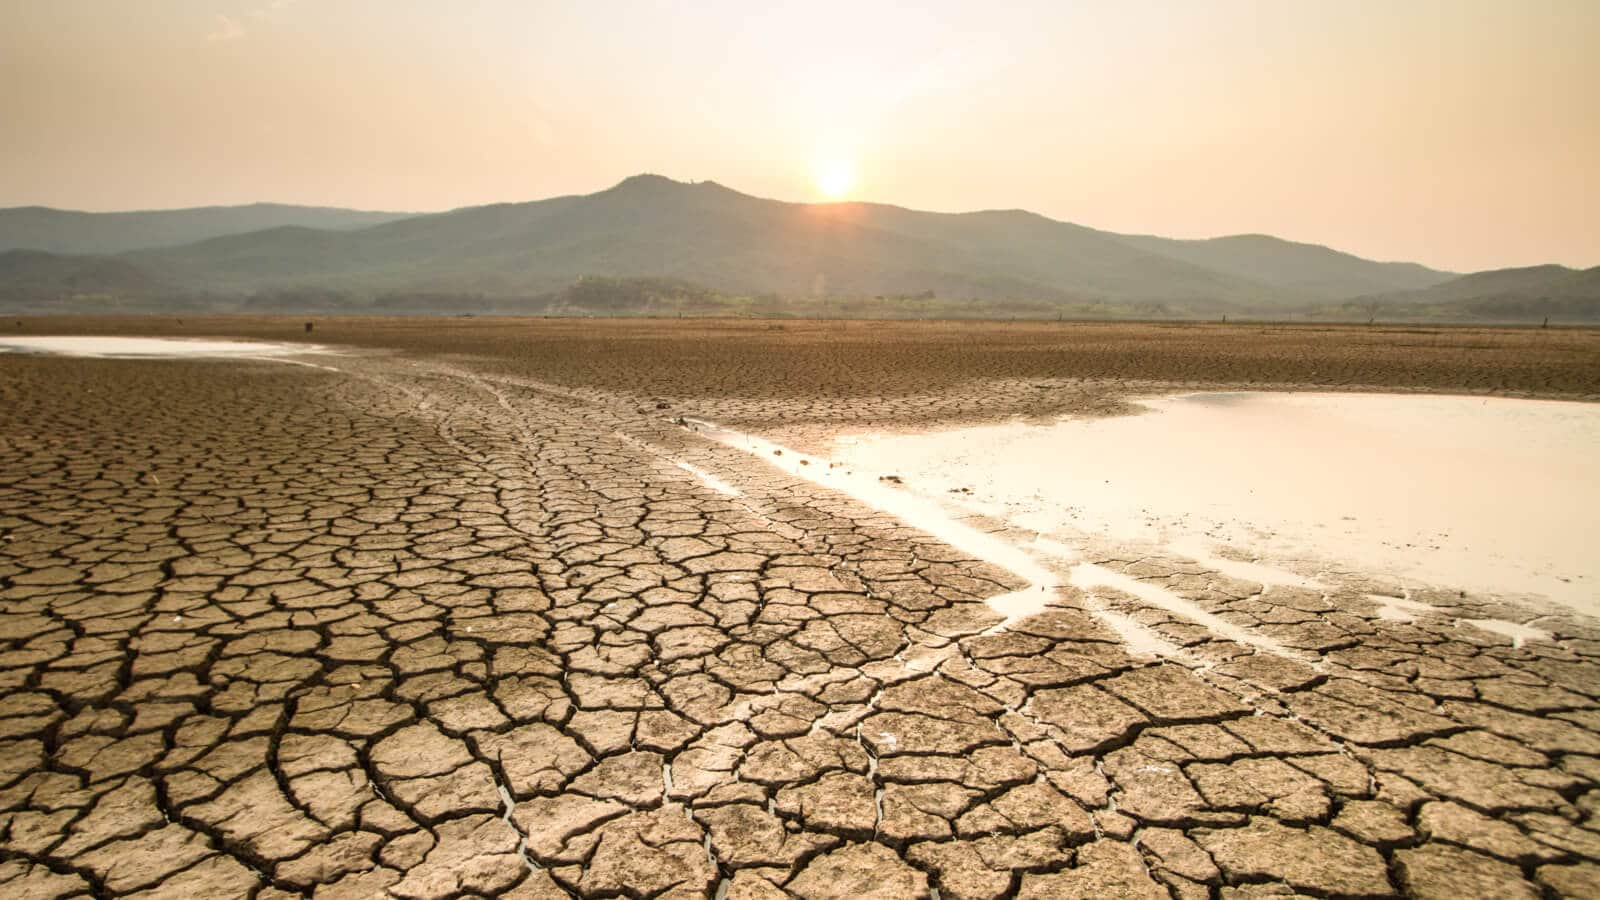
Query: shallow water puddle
673,460,742,497
1165,534,1327,590
697,418,1274,651
0,336,333,363
1460,618,1553,648
1068,562,1296,657
688,417,1063,631
1077,603,1183,659
830,393,1600,617
1369,594,1442,623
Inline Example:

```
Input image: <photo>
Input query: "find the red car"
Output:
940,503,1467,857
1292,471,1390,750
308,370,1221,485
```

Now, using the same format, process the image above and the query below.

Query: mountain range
0,203,411,256
1,175,1594,320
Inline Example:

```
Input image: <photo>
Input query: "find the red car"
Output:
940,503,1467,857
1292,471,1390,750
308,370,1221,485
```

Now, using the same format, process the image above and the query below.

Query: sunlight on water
832,393,1600,615
0,336,328,359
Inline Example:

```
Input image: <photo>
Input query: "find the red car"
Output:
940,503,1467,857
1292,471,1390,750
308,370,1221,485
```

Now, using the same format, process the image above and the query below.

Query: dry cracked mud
2,317,1600,898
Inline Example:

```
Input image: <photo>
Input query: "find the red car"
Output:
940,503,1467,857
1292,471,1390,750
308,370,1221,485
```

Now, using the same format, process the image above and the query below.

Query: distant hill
1348,265,1600,322
3,175,1589,320
0,249,168,296
1114,232,1449,300
0,203,414,255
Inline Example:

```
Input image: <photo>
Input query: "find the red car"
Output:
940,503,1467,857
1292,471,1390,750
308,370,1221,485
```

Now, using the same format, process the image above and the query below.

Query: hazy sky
2,1,1596,271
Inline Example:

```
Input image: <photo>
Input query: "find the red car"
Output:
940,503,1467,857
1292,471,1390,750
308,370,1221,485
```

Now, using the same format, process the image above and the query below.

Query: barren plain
2,317,1600,899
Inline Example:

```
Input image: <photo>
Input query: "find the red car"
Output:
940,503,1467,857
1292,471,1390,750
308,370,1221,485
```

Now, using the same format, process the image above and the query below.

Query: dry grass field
2,317,1599,898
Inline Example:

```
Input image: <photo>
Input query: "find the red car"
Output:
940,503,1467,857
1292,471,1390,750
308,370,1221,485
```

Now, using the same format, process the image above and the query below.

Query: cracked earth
2,319,1599,898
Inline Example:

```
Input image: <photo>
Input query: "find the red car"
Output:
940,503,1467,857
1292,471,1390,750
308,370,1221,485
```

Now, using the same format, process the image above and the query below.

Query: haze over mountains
1,175,1594,320
0,204,412,256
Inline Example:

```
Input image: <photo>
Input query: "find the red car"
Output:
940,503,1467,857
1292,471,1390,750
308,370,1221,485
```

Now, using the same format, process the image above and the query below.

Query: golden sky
2,0,1596,271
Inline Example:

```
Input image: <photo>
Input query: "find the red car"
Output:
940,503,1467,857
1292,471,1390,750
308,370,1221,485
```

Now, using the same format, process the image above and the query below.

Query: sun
813,158,855,201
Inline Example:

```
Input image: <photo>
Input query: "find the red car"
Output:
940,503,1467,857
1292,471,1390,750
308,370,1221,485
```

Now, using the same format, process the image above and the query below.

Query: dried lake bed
2,318,1599,899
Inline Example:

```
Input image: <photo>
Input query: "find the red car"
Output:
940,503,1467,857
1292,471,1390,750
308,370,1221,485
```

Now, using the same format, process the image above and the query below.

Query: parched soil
11,315,1600,403
2,317,1599,898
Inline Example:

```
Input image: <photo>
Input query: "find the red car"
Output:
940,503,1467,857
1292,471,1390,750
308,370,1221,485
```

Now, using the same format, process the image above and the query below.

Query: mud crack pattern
2,344,1599,899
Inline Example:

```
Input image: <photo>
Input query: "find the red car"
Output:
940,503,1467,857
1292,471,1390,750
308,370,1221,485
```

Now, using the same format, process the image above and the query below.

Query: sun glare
814,159,855,201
